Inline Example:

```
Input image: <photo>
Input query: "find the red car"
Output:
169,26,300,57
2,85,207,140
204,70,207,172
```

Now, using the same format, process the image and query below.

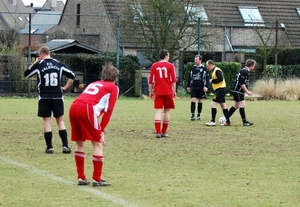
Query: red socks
92,155,104,182
74,151,85,180
161,121,169,134
75,152,104,182
155,120,169,134
154,120,161,134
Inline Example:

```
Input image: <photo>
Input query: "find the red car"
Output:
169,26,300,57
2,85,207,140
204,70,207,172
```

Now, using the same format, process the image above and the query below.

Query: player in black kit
24,46,75,153
228,59,256,126
186,55,209,121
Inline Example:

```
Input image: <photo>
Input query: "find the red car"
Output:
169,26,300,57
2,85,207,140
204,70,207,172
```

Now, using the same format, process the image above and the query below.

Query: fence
1,9,300,95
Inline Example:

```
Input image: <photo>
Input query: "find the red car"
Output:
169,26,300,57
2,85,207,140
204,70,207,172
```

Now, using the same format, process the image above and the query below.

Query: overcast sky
22,0,66,7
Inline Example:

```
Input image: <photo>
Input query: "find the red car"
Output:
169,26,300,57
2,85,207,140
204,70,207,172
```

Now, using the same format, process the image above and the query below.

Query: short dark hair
195,55,202,60
245,59,256,67
206,60,215,65
159,49,169,60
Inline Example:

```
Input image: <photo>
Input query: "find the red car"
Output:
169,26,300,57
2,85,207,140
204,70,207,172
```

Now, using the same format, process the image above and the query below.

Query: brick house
57,0,300,53
19,0,66,49
56,0,300,83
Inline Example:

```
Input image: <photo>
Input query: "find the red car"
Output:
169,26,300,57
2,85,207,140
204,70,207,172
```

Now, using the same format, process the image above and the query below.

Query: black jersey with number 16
24,58,75,99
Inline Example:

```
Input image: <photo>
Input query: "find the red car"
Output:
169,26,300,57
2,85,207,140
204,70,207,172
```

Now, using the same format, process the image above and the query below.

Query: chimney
52,0,57,7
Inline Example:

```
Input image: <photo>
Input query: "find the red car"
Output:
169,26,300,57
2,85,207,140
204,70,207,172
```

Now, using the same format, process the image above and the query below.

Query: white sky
22,0,66,7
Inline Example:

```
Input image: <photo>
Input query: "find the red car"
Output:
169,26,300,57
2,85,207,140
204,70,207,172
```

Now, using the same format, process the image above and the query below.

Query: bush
252,78,300,100
263,64,300,80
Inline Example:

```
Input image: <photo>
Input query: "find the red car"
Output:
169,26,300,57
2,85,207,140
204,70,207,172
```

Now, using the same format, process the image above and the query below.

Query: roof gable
0,0,35,29
41,39,102,54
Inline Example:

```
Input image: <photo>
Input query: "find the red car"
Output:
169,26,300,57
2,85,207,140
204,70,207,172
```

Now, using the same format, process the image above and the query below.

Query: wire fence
1,11,300,94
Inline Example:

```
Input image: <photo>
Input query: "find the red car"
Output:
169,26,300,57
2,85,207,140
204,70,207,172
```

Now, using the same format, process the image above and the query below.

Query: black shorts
190,85,206,99
38,99,64,118
212,88,226,103
232,92,245,102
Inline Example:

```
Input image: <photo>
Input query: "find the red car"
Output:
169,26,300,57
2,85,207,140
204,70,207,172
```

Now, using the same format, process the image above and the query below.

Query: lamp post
116,15,120,86
274,20,278,86
197,17,201,55
27,13,31,95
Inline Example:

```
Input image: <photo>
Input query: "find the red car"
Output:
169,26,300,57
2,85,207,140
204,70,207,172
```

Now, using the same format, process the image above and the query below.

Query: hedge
52,53,140,97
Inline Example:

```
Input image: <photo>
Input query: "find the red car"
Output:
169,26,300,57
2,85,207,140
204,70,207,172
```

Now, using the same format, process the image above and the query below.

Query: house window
129,3,144,22
296,8,300,18
31,29,38,34
185,5,209,24
76,4,80,26
238,6,265,26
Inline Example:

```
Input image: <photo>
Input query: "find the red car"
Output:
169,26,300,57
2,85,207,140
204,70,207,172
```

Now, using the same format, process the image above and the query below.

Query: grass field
0,95,299,207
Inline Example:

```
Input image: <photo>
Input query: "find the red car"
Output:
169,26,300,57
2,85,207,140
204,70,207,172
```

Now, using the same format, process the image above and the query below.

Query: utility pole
197,17,201,55
275,20,278,85
27,13,31,95
116,15,120,86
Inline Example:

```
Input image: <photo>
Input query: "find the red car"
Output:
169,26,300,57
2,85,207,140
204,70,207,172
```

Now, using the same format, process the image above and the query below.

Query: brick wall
58,0,116,52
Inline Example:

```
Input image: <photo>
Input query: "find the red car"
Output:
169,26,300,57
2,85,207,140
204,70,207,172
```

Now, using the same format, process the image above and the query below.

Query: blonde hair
38,46,50,56
101,63,119,81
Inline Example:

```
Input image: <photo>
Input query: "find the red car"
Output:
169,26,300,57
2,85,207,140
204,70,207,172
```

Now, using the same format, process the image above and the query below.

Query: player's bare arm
241,84,253,96
61,79,74,91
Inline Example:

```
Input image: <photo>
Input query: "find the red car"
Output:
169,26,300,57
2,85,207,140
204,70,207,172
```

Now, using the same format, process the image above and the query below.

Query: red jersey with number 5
74,80,119,132
148,61,176,95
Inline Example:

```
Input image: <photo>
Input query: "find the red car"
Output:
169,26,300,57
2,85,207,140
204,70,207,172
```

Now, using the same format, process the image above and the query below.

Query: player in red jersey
69,63,119,187
148,49,177,138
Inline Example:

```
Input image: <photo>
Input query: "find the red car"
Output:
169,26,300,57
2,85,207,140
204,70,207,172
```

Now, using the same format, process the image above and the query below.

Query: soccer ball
219,116,227,125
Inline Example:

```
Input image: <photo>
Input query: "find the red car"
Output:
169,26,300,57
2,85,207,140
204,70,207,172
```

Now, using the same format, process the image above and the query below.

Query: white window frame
185,5,209,24
238,6,265,27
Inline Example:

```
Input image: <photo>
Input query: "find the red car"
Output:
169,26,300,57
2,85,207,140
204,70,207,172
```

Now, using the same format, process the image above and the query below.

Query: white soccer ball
219,116,227,125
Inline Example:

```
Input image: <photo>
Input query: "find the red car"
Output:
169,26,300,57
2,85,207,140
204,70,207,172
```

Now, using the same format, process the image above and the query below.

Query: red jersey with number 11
149,61,176,95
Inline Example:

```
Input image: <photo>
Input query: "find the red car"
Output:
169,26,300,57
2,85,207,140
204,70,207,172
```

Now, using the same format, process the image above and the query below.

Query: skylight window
18,16,23,21
238,6,265,27
185,5,209,24
31,29,38,34
296,8,300,18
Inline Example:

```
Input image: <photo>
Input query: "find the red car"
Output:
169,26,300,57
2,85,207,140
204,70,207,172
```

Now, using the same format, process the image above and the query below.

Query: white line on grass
0,156,140,207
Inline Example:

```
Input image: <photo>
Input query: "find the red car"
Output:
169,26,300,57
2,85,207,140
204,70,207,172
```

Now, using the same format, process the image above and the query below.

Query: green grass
0,96,300,207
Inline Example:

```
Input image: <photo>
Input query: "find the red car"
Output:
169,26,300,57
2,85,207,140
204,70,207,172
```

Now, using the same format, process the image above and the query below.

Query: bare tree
251,20,289,78
0,28,20,50
121,0,213,63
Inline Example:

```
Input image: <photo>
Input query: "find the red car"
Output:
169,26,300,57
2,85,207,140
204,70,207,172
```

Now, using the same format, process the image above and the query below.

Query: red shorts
69,101,102,142
154,94,175,109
